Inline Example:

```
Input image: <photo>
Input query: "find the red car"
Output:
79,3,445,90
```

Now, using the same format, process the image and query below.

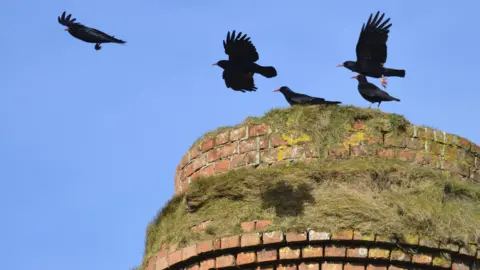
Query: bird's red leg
381,76,388,88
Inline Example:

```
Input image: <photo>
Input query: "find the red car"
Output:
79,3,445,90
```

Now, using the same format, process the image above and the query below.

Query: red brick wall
145,226,480,270
174,122,480,194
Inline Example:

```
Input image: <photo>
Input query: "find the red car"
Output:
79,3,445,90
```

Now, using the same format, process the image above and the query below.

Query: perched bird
337,11,405,88
273,86,341,106
57,11,126,50
213,30,277,92
352,74,400,109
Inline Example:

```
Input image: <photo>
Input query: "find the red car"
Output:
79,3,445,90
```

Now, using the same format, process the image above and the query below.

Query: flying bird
352,74,400,109
337,11,405,88
273,86,341,106
213,30,277,92
58,11,126,50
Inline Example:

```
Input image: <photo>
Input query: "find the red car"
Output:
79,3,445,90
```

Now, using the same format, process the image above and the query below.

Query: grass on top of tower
141,158,480,268
190,104,410,150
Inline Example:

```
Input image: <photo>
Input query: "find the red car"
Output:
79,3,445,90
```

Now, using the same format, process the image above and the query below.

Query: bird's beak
273,89,280,92
336,64,344,67
64,28,69,31
212,63,218,66
351,76,358,79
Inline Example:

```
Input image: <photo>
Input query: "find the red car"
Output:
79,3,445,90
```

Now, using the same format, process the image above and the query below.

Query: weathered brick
185,162,196,176
241,233,261,247
324,245,346,257
257,248,277,262
353,231,375,241
216,254,235,268
179,152,190,169
347,247,368,258
182,245,197,260
220,142,237,158
329,147,349,158
399,233,419,245
322,262,343,270
279,246,301,259
345,263,365,270
263,231,284,244
309,230,330,241
167,249,182,265
230,126,247,141
375,235,396,243
302,245,323,258
353,121,366,130
298,262,320,270
270,133,288,147
259,136,269,149
452,261,470,270
156,256,168,270
377,148,394,158
366,265,387,270
196,240,213,254
201,139,214,152
193,154,207,171
215,131,230,146
241,221,255,232
199,259,215,270
459,244,478,256
255,220,272,231
240,137,258,153
419,236,438,248
397,149,416,162
384,133,406,148
200,165,214,178
351,145,370,157
181,179,188,192
260,148,279,163
440,242,459,252
230,153,248,168
256,267,275,270
285,232,307,242
237,251,256,265
387,266,407,270
406,138,422,150
249,124,269,137
213,239,221,250
332,229,354,240
207,148,221,162
277,264,296,270
189,170,201,182
214,160,229,173
221,235,240,249
432,253,452,268
368,248,390,259
390,249,411,262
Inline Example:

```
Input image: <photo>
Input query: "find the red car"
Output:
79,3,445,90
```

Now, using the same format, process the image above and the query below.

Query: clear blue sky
1,1,479,269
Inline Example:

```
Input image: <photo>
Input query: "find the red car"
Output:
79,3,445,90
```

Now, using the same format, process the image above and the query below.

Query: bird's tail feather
312,98,342,105
384,68,405,78
110,35,126,44
252,64,277,78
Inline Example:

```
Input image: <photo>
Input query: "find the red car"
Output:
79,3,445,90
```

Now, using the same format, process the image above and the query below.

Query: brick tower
141,105,480,270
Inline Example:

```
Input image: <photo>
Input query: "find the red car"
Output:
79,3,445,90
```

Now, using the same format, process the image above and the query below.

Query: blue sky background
1,1,479,269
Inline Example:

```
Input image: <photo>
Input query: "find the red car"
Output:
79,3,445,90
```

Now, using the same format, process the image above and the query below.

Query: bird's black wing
222,70,257,92
57,11,84,27
223,30,259,64
83,28,124,43
355,11,392,66
290,93,316,104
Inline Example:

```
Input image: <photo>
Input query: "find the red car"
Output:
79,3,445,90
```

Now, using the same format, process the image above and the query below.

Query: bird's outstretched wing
83,28,125,43
57,11,83,27
290,94,315,104
355,11,392,66
222,70,257,92
223,30,259,64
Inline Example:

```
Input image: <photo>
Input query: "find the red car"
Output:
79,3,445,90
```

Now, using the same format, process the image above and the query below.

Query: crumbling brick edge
175,122,480,194
145,227,480,270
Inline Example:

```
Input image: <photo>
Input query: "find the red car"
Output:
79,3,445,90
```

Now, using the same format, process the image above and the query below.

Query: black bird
273,86,341,106
337,11,405,88
213,30,277,92
58,11,126,50
352,74,400,109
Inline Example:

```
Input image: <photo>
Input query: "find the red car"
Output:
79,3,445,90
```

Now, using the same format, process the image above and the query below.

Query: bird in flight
337,11,405,88
57,11,126,51
352,74,400,109
213,30,277,92
273,86,341,106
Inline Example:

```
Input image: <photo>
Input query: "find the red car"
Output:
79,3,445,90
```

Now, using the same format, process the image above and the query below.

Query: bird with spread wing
213,31,277,92
337,11,405,88
58,11,126,51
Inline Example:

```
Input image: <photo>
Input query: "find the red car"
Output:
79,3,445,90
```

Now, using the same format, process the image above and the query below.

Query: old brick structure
145,108,480,270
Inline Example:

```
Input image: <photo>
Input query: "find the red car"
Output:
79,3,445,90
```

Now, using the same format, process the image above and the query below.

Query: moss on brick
142,158,480,268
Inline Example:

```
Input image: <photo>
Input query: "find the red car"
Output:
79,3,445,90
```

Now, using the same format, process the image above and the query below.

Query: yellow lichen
281,132,311,145
343,131,366,149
